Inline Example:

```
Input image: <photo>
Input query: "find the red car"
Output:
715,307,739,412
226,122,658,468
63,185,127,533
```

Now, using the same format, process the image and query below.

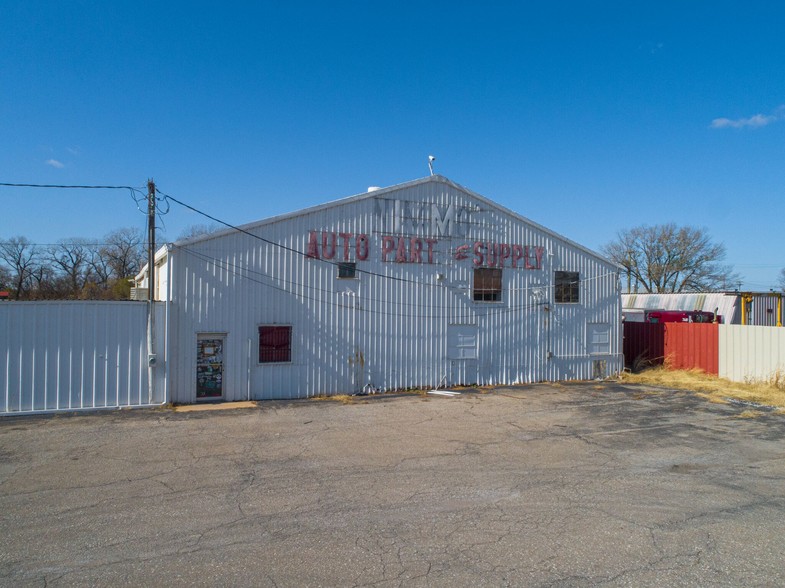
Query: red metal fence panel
623,322,665,369
663,322,719,374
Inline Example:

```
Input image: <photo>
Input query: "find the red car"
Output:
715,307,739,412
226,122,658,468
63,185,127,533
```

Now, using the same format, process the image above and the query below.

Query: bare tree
0,236,40,299
100,227,145,280
178,223,221,241
48,239,92,298
777,268,785,292
29,264,64,300
0,264,10,292
602,224,738,293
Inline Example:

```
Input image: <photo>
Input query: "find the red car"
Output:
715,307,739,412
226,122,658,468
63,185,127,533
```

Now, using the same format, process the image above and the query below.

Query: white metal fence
1,301,166,414
719,324,785,384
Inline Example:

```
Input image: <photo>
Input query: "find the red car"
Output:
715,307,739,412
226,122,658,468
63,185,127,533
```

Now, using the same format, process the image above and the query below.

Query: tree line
0,228,146,300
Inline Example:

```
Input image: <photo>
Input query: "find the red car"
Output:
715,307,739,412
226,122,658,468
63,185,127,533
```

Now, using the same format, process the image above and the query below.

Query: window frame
587,323,611,356
554,271,580,304
258,325,292,364
337,261,357,279
473,267,503,303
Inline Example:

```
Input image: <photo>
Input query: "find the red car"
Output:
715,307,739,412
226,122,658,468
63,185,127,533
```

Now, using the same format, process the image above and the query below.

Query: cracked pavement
1,382,784,587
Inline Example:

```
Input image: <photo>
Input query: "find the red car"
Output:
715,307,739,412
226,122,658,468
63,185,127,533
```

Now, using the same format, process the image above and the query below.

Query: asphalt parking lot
1,382,784,587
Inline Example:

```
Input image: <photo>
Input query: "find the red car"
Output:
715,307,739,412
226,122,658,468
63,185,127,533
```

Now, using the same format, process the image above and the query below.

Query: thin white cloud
66,146,81,156
45,158,65,168
711,105,785,129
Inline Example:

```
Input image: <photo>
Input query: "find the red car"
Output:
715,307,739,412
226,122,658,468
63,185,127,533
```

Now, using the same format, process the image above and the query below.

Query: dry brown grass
313,394,357,404
621,367,785,409
735,410,764,419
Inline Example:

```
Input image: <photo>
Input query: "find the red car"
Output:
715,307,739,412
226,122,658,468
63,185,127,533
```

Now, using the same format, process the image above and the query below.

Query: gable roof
172,175,618,269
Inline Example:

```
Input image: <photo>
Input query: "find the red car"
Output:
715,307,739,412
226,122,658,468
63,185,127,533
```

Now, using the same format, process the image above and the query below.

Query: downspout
777,294,782,327
741,294,747,325
741,293,753,325
247,338,252,401
164,244,173,404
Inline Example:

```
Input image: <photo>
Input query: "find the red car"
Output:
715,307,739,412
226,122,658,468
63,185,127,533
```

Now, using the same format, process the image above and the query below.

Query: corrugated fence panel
1,301,166,414
719,324,785,383
664,322,718,374
623,322,664,369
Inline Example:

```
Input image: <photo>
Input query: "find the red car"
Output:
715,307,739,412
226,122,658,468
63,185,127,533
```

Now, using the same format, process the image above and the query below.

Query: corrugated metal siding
749,295,779,326
664,323,718,374
167,178,622,401
719,324,785,383
1,301,166,414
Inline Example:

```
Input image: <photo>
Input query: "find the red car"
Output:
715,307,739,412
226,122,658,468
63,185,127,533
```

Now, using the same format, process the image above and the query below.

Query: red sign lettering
307,230,542,270
425,239,437,264
307,231,369,262
356,234,369,261
306,230,319,258
381,236,395,262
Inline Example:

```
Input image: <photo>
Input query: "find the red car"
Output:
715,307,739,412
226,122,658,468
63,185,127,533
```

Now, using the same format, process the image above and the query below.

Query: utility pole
147,178,156,404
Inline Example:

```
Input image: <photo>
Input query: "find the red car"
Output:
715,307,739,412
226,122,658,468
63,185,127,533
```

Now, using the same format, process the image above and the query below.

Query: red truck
623,309,720,324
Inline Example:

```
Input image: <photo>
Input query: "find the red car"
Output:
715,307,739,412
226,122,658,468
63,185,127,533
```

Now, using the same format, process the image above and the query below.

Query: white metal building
142,175,622,402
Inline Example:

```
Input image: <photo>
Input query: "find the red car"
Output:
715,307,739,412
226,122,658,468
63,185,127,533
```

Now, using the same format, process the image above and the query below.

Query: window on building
473,268,503,302
555,271,580,303
337,262,357,279
587,323,610,355
259,325,292,363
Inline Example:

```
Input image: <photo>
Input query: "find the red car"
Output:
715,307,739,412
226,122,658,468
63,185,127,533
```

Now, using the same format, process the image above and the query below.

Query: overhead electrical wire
158,187,620,294
0,180,620,300
158,188,431,287
183,243,615,308
180,246,553,321
3,242,141,247
0,181,152,219
0,182,144,191
180,244,619,320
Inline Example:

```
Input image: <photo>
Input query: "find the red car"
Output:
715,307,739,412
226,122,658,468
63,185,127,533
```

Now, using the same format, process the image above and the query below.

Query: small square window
555,271,580,303
473,268,502,302
337,262,356,279
259,325,292,363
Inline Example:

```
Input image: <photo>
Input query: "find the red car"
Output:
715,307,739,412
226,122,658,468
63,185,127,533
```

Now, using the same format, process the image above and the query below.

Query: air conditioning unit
130,287,149,301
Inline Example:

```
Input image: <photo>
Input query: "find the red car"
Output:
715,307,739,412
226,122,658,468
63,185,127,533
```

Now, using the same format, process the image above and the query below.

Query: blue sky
2,1,784,289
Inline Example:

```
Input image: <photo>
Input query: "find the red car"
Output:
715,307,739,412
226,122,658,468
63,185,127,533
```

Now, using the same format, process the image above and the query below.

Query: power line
0,243,142,247
0,181,150,218
0,182,144,191
158,189,426,286
158,187,620,293
179,246,550,320
0,181,617,298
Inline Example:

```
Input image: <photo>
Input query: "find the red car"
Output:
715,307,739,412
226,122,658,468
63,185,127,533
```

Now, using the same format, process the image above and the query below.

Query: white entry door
447,324,478,386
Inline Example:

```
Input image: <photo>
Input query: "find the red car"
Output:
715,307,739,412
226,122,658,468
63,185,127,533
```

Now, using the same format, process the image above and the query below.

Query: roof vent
367,186,381,192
